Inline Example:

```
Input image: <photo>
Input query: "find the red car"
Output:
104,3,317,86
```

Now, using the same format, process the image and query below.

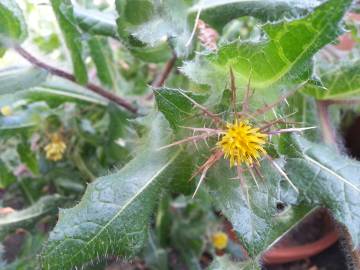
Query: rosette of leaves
0,0,360,269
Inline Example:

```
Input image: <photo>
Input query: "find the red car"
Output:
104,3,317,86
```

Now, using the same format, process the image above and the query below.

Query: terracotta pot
261,208,339,265
262,229,339,265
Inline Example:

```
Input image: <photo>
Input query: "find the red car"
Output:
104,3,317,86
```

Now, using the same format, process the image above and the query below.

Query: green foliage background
0,0,360,269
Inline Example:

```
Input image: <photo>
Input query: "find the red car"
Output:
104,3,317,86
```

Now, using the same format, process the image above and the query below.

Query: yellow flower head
212,231,228,250
217,120,267,167
159,80,312,198
44,133,67,161
1,106,12,116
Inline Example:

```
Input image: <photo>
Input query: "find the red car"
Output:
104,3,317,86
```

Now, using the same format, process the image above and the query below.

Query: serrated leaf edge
42,148,181,266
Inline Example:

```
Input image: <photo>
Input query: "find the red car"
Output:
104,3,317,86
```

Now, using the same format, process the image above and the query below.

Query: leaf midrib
220,2,345,89
44,148,181,266
155,89,194,116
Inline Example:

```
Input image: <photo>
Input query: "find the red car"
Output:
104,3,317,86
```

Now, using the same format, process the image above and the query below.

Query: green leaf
33,33,61,54
17,77,108,106
302,60,360,100
154,87,207,130
143,230,169,270
130,42,173,63
0,67,48,95
104,103,132,165
0,195,65,239
183,0,351,102
169,196,212,270
115,0,173,62
73,5,118,38
281,92,320,142
206,158,313,263
76,0,195,65
17,142,39,175
0,102,50,136
0,0,27,56
50,0,88,84
0,159,16,189
284,135,360,248
116,0,321,58
88,37,114,88
191,0,321,32
41,113,182,270
126,0,191,57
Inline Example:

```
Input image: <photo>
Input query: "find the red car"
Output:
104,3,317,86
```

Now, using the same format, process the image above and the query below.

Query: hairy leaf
116,0,322,58
302,60,360,99
41,114,182,269
154,87,207,130
281,92,320,141
0,0,27,56
183,0,351,102
192,0,321,32
50,0,88,84
73,5,118,38
284,135,360,247
0,195,64,239
127,0,191,57
115,0,172,62
206,158,312,264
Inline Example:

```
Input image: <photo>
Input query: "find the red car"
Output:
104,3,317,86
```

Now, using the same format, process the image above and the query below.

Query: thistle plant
1,0,360,269
160,71,313,198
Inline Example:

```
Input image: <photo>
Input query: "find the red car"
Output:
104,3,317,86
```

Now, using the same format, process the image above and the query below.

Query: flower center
212,232,228,250
217,121,267,166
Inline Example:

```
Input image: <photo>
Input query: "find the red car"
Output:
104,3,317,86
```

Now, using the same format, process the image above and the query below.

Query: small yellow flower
217,120,267,167
1,106,12,116
212,231,228,250
44,134,67,161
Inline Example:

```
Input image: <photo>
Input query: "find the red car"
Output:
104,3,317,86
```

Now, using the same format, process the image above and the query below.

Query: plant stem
152,54,177,88
14,45,138,114
322,99,360,105
316,100,338,150
71,147,96,182
18,179,35,204
146,54,177,101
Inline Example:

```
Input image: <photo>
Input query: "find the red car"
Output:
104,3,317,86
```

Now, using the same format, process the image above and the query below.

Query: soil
343,115,360,160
